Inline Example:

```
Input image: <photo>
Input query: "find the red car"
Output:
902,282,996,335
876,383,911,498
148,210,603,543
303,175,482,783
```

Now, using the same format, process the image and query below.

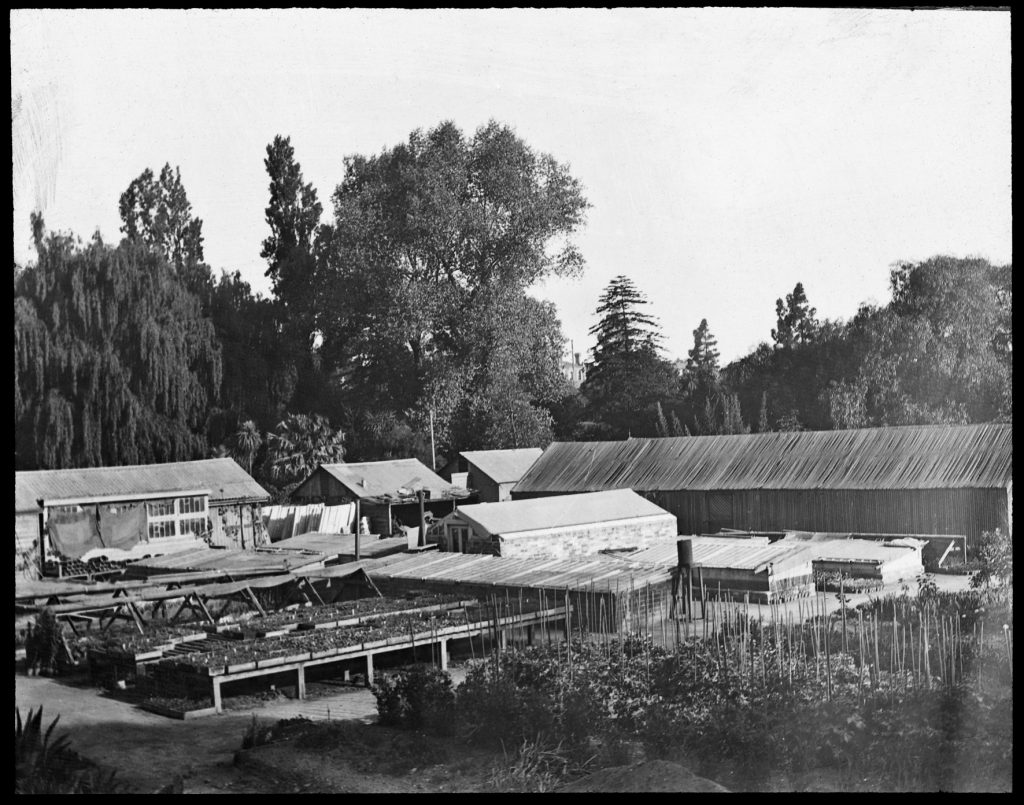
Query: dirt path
14,673,375,793
14,665,472,794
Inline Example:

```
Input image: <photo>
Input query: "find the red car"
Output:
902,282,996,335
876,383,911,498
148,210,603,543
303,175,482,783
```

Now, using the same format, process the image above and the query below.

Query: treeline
14,120,1012,497
572,261,1011,441
15,122,585,496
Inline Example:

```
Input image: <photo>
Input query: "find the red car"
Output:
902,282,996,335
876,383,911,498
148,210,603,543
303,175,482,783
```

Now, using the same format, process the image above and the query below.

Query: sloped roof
365,551,673,594
461,448,543,484
304,459,469,502
15,458,270,513
454,488,674,537
624,537,812,573
513,424,1012,494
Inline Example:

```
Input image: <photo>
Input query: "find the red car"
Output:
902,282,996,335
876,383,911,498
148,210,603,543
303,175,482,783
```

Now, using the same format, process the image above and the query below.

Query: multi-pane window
146,499,175,517
145,495,209,539
179,517,208,537
148,520,177,539
179,496,205,515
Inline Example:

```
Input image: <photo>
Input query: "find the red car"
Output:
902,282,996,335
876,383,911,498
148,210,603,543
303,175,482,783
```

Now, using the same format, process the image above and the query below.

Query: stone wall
497,515,677,560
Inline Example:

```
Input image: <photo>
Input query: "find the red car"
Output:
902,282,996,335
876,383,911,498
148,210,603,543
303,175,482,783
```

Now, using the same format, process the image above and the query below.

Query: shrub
371,665,455,731
971,529,1012,589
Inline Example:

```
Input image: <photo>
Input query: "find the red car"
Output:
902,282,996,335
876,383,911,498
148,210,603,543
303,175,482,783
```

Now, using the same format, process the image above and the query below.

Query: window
179,496,205,515
179,517,208,537
148,520,177,539
146,499,175,517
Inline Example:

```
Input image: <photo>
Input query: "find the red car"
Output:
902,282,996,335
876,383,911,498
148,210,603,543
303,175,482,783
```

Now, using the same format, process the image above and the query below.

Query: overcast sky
11,8,1012,364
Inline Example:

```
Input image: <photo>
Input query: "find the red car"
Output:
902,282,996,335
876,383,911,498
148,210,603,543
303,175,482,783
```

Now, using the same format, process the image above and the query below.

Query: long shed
437,488,677,559
15,459,271,579
511,424,1012,550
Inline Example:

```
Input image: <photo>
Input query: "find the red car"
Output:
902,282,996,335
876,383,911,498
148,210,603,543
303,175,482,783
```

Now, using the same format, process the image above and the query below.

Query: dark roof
454,489,674,536
461,448,543,484
15,458,270,513
512,424,1012,495
297,459,469,502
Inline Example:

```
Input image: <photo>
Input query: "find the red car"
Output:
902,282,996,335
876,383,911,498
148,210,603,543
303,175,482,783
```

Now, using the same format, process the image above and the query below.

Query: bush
371,665,455,731
971,529,1012,589
454,662,557,747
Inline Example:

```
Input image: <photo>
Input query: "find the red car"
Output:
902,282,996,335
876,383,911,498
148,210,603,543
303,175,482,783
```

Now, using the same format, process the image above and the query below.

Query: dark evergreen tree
772,281,819,349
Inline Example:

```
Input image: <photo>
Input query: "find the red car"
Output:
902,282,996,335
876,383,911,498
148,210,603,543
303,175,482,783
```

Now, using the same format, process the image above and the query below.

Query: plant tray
310,647,339,660
296,622,316,631
385,635,408,646
313,620,339,630
173,633,210,644
226,661,257,673
362,639,387,650
257,629,291,639
133,649,165,662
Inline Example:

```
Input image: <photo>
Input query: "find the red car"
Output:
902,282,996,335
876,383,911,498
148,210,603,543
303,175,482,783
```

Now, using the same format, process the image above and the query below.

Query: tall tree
772,281,819,349
231,420,263,475
685,318,720,378
587,275,663,381
15,225,221,469
118,164,210,296
261,135,324,351
316,120,588,454
581,276,679,439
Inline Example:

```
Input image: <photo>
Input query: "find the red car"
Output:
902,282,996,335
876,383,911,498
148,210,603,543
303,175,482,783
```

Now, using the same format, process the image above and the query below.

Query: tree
315,120,588,453
231,420,263,475
261,135,323,352
118,164,209,296
772,282,819,349
263,413,346,488
15,224,221,469
685,318,720,379
587,275,663,381
581,276,680,439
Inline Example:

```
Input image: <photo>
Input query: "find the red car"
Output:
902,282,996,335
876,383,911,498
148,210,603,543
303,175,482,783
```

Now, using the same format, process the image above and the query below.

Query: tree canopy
15,226,221,468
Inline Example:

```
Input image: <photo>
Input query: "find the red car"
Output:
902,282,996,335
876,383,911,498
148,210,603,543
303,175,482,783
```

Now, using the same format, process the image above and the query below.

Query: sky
11,8,1012,365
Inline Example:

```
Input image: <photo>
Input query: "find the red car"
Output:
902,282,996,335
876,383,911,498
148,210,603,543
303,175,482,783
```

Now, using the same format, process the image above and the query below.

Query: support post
365,653,374,686
686,566,694,623
439,639,448,671
526,625,534,646
296,665,306,700
354,499,361,561
212,678,223,713
418,489,427,548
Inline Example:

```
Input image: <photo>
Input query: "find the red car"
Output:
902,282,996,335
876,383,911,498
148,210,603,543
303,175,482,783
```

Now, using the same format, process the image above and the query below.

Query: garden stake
1003,625,1011,675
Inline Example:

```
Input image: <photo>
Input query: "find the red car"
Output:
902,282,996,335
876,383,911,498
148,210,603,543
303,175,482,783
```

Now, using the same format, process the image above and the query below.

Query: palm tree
232,420,263,475
265,413,345,485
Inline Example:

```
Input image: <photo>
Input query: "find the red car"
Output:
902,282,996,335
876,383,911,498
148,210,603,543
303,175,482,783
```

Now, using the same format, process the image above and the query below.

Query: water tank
677,538,693,568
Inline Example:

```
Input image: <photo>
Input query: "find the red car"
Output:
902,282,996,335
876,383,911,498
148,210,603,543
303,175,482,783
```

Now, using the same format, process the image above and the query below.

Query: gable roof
304,459,469,502
453,488,673,537
513,424,1012,495
15,458,270,513
461,448,543,484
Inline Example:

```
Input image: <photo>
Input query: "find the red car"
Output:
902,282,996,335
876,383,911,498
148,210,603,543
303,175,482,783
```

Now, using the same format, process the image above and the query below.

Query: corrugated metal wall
645,487,1008,548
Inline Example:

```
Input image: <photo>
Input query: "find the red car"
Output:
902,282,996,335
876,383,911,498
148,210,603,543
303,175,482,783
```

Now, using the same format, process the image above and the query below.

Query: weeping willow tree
14,227,222,469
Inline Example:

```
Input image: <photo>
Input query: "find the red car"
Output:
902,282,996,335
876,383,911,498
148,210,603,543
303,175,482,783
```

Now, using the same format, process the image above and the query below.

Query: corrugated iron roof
461,448,543,484
15,458,270,513
300,459,469,501
512,424,1012,494
367,551,672,593
454,489,674,537
624,537,812,573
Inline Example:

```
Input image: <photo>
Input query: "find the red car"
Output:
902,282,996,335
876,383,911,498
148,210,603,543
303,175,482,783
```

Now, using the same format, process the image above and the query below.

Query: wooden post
365,653,374,686
212,678,223,713
686,566,694,623
439,638,448,671
697,565,706,620
418,489,427,548
354,499,361,561
297,665,306,700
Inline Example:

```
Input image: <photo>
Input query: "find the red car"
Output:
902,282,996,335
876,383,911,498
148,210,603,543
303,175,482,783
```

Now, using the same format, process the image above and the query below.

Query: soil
558,759,730,792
